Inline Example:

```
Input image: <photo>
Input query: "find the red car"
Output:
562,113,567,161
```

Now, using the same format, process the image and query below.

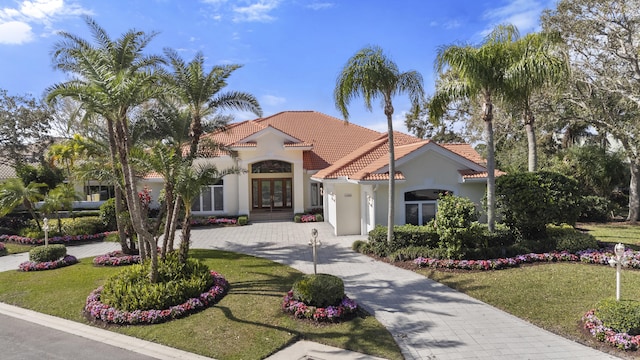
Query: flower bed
414,251,579,271
84,271,229,325
0,232,114,246
583,309,640,351
93,250,141,266
190,217,238,227
18,255,78,272
282,290,358,322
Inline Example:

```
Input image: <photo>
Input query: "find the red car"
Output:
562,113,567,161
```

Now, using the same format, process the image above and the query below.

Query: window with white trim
191,180,224,212
404,189,449,225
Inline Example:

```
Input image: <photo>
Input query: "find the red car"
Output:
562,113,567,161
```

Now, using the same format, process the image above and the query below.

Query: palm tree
0,178,46,231
335,45,424,243
503,31,569,171
41,183,79,232
46,17,165,281
174,164,238,264
429,24,519,232
163,49,262,161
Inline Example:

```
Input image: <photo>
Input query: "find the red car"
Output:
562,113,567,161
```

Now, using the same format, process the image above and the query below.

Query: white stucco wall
333,182,361,235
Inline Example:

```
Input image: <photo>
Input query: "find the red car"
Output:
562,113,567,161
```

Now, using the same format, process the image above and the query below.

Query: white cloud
262,94,286,106
481,0,554,35
306,2,334,10
0,21,33,44
0,0,91,45
232,0,280,23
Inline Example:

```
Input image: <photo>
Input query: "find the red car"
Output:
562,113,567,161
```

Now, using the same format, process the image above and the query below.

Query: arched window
251,160,292,173
404,189,450,225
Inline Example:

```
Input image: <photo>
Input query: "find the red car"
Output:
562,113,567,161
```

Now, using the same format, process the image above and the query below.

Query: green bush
293,214,302,223
101,253,214,311
29,244,67,262
315,214,324,222
579,195,615,222
237,215,248,226
595,299,640,335
368,224,439,257
292,274,345,308
388,246,447,262
496,171,580,239
548,226,599,253
99,198,117,231
62,217,105,235
352,240,370,253
435,194,479,259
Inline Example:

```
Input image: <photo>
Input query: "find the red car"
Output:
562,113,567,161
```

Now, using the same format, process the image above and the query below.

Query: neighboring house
142,111,499,236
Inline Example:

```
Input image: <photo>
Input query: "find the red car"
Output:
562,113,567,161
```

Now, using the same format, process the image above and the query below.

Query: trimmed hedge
29,244,67,262
368,224,439,257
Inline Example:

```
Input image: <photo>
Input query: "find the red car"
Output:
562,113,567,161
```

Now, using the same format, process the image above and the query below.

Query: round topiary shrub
292,273,345,308
29,244,67,262
100,253,214,311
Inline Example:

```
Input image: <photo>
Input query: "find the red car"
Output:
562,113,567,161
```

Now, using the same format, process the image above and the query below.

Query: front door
252,178,292,210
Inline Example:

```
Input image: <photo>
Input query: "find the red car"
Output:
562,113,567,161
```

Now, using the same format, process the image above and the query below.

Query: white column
293,160,304,213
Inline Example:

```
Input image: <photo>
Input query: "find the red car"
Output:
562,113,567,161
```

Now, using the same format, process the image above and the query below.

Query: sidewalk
0,222,620,359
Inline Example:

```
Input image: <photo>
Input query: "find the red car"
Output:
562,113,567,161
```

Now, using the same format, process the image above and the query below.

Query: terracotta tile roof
440,143,486,166
459,169,507,179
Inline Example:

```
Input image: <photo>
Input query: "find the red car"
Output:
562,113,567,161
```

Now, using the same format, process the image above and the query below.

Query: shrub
496,171,580,239
315,214,324,222
435,194,479,259
99,198,117,231
237,215,248,226
100,253,214,311
292,273,345,308
368,224,439,257
62,217,105,236
293,214,302,223
388,246,447,262
548,225,599,253
29,244,67,262
351,240,369,253
595,299,640,335
579,195,615,222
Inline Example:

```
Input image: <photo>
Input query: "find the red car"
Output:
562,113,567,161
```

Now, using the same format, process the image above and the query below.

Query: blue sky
0,0,556,134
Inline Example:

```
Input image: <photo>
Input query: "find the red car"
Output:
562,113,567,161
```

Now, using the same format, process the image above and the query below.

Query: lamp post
43,217,49,247
608,243,628,301
308,228,321,274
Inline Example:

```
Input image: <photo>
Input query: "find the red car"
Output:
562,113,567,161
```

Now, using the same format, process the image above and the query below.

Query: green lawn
0,249,402,360
579,222,640,247
3,243,33,255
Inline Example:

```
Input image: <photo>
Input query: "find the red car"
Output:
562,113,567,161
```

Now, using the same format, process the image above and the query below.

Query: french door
252,178,292,210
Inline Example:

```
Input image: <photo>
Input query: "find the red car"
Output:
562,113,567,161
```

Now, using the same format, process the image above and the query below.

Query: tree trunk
188,114,202,161
524,111,537,172
161,186,175,256
628,159,639,223
483,100,496,232
385,101,395,244
179,208,192,264
105,118,131,254
113,114,157,282
168,195,182,252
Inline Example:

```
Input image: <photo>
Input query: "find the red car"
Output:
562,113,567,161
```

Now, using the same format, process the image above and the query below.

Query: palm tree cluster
40,17,261,281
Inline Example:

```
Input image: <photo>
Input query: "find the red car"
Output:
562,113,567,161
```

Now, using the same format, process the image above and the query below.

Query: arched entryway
250,160,293,221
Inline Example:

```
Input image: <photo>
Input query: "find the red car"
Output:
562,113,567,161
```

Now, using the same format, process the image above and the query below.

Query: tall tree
163,49,262,162
503,31,569,171
46,17,165,280
335,45,424,243
41,183,79,232
542,0,640,222
429,24,519,232
0,89,52,167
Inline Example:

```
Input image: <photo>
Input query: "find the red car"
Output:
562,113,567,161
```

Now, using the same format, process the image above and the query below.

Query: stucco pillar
293,159,304,213
238,159,250,215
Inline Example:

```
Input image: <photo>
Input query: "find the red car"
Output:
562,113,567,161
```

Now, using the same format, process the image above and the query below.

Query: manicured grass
580,223,640,247
0,249,402,360
3,243,33,255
